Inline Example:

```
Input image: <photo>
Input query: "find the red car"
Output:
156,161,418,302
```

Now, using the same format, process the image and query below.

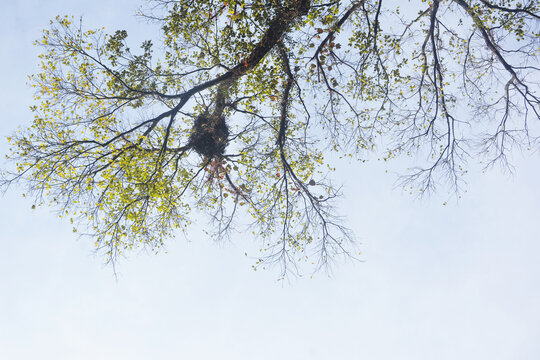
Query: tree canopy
2,0,539,275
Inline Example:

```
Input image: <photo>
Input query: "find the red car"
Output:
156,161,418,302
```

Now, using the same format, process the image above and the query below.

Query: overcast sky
1,1,539,359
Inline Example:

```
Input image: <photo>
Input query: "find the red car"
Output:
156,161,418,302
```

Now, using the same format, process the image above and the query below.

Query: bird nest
188,113,229,158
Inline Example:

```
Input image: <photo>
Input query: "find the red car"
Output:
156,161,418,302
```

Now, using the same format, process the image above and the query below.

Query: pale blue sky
1,1,539,359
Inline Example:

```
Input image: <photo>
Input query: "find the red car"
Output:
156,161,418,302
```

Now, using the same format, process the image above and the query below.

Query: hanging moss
188,113,229,158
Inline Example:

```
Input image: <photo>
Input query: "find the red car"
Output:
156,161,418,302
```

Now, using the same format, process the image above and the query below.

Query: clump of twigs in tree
188,113,229,158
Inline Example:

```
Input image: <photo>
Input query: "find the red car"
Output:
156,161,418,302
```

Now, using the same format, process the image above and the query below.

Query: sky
1,1,539,359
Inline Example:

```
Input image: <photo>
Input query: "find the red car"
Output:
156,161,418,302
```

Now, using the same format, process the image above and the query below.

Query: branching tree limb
2,0,539,276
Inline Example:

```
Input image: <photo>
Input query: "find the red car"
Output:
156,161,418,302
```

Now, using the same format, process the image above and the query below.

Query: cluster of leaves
2,0,539,276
